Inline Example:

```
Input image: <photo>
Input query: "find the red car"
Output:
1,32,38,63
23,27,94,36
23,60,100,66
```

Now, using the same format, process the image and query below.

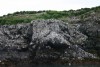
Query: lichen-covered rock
0,19,97,63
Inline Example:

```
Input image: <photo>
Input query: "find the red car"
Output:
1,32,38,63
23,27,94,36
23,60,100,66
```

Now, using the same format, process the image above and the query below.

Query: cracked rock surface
0,19,98,63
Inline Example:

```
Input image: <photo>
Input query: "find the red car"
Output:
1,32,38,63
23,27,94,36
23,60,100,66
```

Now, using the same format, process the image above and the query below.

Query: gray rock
79,20,100,57
0,19,97,63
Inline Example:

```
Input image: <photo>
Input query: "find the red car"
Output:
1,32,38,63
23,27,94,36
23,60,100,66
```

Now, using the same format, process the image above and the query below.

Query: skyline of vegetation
0,6,100,25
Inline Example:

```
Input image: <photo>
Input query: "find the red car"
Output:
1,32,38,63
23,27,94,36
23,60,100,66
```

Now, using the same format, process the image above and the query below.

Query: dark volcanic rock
0,19,97,63
79,20,100,57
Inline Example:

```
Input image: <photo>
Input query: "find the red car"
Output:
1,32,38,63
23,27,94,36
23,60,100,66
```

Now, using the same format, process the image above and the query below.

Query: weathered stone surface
79,20,100,57
0,19,97,63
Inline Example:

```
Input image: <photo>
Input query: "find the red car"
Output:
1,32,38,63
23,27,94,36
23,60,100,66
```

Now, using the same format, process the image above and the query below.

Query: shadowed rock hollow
0,19,97,63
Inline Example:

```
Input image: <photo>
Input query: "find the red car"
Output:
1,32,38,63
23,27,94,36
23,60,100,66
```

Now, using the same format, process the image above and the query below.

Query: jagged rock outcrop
79,20,100,57
0,19,97,63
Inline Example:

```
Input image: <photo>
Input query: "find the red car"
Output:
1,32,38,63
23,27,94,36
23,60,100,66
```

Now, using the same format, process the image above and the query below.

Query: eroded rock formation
0,19,98,63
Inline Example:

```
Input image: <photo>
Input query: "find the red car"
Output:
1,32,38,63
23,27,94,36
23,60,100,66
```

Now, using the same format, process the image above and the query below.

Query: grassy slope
0,6,100,25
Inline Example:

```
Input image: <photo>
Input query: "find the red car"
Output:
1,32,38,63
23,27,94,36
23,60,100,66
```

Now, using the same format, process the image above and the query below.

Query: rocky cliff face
79,19,100,57
0,19,98,63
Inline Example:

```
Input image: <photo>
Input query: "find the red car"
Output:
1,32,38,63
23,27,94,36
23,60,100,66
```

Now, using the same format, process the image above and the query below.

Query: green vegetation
0,6,100,25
